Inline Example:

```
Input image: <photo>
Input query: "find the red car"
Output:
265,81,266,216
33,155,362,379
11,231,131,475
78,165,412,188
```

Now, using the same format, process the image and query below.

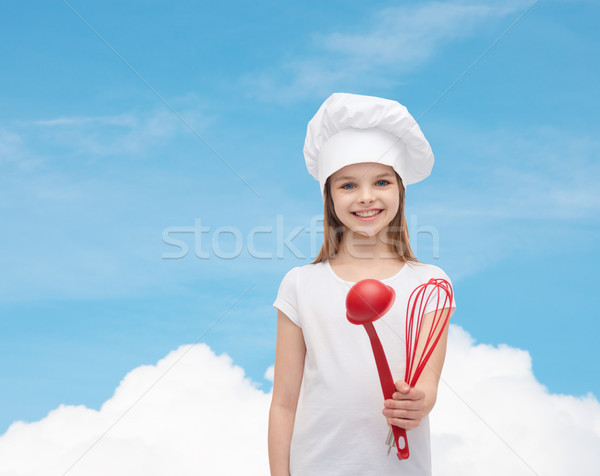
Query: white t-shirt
273,259,457,476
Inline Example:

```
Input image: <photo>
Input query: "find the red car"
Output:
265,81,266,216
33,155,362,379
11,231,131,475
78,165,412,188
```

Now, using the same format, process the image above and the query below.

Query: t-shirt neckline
325,259,409,285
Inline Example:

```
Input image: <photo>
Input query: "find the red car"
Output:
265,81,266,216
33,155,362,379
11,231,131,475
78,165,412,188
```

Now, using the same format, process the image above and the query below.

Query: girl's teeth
354,210,381,217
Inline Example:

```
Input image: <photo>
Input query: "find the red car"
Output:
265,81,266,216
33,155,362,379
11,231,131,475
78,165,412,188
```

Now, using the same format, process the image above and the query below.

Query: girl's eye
341,180,390,190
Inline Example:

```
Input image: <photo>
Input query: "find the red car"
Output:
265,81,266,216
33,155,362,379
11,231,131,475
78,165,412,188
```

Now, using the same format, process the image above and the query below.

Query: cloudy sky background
1,0,599,474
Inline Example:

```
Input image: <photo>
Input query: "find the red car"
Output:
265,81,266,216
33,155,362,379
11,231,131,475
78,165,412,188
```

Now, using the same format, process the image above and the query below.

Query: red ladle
346,279,410,460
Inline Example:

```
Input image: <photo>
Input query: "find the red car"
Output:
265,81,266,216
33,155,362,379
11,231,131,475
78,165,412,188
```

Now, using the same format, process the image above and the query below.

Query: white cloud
431,326,600,475
29,115,138,127
18,106,212,158
0,129,24,161
0,344,271,476
421,124,600,221
241,1,529,103
404,123,600,280
264,364,274,382
0,129,44,172
1,325,598,476
0,102,238,303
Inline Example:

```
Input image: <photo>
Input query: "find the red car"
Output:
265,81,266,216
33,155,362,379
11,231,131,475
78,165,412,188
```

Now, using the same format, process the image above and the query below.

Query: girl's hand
382,380,427,430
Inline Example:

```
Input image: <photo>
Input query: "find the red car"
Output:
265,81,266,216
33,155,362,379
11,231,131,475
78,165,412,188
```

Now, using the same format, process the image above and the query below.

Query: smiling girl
269,93,457,476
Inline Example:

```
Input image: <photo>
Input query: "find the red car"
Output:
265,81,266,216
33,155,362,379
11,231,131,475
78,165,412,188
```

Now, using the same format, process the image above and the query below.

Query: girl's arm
383,306,455,429
268,310,306,476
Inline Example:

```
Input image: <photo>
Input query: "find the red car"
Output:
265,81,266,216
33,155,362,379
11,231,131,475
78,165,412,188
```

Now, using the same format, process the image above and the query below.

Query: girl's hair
311,171,421,265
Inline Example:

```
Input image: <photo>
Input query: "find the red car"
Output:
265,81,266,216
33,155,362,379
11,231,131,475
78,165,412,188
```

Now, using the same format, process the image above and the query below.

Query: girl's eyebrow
333,172,395,182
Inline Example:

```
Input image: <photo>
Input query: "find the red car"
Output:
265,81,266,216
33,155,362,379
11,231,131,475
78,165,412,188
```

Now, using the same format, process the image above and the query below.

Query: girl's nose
359,187,375,203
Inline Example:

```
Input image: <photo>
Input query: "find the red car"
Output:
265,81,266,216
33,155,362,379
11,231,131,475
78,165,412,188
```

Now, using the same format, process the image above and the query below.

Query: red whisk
405,278,454,387
346,277,453,461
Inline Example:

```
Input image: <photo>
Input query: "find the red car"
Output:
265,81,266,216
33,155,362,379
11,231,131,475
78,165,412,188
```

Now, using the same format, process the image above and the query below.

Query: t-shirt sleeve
424,268,457,315
273,267,301,327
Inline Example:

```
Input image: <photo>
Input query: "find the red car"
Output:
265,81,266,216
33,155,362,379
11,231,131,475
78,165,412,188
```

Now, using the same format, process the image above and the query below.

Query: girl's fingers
392,388,425,400
384,398,424,410
383,408,415,420
394,380,411,393
387,417,421,430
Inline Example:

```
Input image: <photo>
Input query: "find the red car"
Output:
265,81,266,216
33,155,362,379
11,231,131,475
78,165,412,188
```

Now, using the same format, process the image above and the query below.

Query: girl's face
329,162,400,238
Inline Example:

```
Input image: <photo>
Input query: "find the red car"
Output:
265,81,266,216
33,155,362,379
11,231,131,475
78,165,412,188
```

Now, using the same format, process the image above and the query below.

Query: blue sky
1,0,599,436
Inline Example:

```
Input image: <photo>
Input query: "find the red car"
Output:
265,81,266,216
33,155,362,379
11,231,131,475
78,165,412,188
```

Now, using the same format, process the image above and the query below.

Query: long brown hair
311,171,420,265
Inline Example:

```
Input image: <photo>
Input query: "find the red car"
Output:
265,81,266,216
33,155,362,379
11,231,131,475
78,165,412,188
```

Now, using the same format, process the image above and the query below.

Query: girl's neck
335,230,397,263
329,232,406,283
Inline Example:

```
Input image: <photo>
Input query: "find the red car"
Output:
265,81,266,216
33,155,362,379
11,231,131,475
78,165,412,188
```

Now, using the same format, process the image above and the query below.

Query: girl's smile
351,208,384,220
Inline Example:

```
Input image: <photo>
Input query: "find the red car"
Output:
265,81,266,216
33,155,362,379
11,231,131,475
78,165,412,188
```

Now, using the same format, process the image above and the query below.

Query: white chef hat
303,92,434,198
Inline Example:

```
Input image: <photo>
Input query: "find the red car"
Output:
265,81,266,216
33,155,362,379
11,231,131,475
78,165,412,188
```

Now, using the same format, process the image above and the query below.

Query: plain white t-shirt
273,259,457,476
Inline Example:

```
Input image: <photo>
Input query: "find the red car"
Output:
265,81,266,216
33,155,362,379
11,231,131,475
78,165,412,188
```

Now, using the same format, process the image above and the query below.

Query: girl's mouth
351,209,383,220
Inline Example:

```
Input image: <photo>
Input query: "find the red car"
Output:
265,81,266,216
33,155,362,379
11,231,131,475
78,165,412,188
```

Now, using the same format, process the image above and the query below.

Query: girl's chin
347,226,381,238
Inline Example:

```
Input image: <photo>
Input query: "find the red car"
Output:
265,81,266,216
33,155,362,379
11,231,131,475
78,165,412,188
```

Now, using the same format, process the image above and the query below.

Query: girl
269,93,456,476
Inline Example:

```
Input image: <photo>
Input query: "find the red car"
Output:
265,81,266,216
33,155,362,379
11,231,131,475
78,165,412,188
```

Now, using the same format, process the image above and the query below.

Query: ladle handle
363,322,410,460
392,426,410,460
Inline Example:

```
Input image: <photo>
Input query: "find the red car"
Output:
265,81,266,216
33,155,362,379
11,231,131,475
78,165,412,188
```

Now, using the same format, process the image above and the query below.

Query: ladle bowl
346,279,396,325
